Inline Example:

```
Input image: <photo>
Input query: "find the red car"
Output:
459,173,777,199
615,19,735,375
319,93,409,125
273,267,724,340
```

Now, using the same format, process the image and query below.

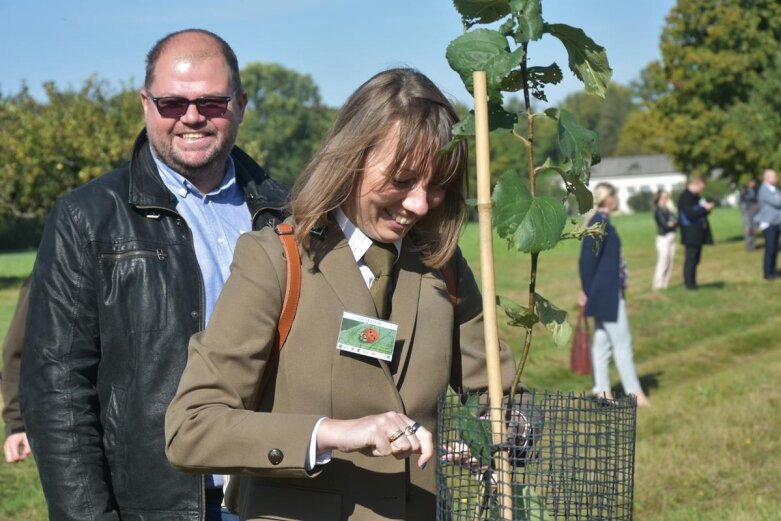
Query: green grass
2,209,780,519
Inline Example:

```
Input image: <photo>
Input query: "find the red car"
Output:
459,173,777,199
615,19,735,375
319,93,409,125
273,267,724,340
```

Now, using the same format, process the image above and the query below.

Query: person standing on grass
677,176,715,290
579,183,650,407
19,29,287,521
652,190,677,290
739,178,759,251
1,276,31,463
756,169,781,281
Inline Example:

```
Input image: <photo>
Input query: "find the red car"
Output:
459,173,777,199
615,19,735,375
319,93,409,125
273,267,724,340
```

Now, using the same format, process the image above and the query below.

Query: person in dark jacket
19,29,287,521
579,183,649,407
677,177,715,290
739,178,759,251
652,190,677,290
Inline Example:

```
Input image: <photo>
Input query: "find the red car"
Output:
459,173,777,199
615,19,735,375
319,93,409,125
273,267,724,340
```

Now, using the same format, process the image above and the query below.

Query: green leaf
500,64,562,100
535,158,593,214
512,481,549,520
556,109,600,185
497,295,539,328
544,23,612,98
492,170,568,253
446,29,524,94
451,104,517,137
453,0,511,28
534,293,572,347
456,395,494,466
509,0,544,43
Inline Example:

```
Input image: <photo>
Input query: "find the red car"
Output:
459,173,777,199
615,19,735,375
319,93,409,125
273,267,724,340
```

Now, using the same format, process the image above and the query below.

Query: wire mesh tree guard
437,390,637,520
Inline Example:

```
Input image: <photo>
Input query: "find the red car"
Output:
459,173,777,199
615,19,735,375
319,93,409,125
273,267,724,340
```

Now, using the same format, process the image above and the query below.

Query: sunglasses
146,91,237,118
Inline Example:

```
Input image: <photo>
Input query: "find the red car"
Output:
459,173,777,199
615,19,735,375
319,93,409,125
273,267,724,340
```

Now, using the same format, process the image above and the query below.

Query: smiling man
20,29,287,521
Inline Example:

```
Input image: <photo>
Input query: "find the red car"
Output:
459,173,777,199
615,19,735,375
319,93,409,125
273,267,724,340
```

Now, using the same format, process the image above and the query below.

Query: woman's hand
578,291,588,308
316,412,434,469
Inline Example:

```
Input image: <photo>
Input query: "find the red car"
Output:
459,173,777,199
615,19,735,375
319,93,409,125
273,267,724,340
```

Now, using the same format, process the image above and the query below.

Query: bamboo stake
472,70,513,520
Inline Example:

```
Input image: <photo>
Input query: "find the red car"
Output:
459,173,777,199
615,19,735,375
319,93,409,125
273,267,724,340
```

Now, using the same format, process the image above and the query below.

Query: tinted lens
195,97,230,117
152,96,230,118
155,97,191,118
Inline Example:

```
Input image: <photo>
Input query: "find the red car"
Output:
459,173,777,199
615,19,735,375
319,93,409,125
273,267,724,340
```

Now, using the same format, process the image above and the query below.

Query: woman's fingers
319,412,431,466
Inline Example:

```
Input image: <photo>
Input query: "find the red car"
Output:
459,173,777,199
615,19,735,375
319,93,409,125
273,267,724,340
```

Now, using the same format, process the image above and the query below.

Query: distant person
739,178,759,250
677,177,715,290
20,29,287,521
1,276,31,463
652,190,677,290
755,169,781,280
579,183,650,407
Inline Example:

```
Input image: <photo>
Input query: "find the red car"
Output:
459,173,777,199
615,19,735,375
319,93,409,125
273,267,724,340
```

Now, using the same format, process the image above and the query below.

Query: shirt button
268,448,284,465
190,311,199,319
178,187,188,197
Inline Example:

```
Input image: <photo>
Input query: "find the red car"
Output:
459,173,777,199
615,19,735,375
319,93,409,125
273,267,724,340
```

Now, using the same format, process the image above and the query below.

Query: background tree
559,82,634,157
636,0,781,180
238,62,335,187
0,78,142,221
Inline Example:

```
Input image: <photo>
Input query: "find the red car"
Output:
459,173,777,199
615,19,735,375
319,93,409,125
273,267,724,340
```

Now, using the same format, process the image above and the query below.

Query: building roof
590,155,680,179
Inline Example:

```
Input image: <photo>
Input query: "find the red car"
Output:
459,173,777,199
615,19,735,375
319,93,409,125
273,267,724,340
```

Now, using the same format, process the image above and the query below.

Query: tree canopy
628,0,781,179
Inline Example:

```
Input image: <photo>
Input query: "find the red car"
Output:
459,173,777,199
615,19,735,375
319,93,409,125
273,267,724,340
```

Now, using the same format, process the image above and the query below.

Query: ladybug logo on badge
359,327,380,343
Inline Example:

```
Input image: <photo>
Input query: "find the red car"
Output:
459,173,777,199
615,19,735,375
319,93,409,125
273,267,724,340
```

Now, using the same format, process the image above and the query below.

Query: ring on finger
404,422,422,436
388,429,405,443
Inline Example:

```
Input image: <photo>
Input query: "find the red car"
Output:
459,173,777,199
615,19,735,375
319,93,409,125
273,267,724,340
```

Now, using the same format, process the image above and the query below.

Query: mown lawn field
1,208,780,520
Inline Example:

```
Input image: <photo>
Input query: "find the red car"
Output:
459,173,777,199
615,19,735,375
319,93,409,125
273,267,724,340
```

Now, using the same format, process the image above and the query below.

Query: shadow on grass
611,371,662,399
0,276,28,290
698,281,726,289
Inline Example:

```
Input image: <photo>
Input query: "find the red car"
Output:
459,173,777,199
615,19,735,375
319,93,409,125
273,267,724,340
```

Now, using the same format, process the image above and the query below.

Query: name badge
336,311,398,362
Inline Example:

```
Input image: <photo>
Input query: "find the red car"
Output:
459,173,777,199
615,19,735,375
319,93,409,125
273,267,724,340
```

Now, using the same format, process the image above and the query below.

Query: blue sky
0,0,676,108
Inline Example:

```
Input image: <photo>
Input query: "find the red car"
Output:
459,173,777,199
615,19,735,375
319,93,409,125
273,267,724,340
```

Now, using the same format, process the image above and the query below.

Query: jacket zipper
136,204,208,519
99,249,168,261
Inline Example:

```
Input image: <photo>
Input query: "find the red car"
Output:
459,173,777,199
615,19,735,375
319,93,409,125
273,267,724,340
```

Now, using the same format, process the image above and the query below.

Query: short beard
150,138,235,190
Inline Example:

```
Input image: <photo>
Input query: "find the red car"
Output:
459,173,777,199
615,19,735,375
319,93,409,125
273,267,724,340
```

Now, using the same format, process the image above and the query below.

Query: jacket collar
307,223,423,388
127,129,289,225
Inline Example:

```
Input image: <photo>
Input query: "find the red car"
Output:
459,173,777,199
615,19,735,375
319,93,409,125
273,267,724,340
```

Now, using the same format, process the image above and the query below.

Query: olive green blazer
165,223,515,521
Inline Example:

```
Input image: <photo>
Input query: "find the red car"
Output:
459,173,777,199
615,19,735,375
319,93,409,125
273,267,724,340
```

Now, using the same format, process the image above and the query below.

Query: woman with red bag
578,183,650,407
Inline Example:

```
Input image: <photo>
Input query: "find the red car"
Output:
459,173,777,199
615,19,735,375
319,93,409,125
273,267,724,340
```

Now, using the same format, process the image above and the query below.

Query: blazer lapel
310,226,376,317
309,225,404,411
388,241,423,386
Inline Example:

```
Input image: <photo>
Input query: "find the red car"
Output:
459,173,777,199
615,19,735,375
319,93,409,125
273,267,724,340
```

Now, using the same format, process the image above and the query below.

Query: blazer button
268,448,284,465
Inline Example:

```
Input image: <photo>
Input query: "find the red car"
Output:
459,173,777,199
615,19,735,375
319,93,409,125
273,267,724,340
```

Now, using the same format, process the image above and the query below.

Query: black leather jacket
20,131,288,521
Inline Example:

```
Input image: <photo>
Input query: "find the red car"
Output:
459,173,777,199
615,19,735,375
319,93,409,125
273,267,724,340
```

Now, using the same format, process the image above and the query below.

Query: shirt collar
335,208,401,263
151,149,238,199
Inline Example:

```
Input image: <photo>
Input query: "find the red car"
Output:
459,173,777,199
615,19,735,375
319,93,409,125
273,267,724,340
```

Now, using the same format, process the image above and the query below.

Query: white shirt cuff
305,417,332,471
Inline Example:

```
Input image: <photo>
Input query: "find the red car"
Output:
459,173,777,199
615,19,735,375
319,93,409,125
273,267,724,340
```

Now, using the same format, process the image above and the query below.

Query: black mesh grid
437,390,637,520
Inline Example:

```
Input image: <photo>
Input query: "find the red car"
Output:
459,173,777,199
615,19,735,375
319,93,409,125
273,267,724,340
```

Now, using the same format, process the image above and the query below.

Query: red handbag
570,305,592,375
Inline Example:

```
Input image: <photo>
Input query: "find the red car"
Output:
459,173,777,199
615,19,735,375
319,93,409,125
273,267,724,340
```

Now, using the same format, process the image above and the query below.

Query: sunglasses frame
146,91,237,118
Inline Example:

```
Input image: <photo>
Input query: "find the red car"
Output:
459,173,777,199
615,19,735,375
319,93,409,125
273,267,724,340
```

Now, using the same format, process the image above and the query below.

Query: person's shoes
632,392,651,408
685,285,698,290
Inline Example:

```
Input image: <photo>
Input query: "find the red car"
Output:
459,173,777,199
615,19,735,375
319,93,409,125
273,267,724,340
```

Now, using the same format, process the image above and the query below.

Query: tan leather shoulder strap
253,223,301,410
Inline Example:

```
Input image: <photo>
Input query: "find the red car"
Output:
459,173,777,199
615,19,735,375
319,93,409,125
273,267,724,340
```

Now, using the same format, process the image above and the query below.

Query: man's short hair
144,29,242,91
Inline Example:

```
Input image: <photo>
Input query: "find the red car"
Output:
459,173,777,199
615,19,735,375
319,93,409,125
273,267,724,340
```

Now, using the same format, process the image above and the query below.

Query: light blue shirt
153,153,251,324
152,152,251,491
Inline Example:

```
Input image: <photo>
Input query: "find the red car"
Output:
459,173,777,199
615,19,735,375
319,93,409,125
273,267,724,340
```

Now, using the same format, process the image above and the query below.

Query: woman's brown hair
290,68,468,268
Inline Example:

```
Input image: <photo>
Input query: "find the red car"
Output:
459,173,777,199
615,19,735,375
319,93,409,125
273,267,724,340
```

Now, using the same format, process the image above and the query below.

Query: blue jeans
592,297,642,395
763,224,780,278
205,489,240,521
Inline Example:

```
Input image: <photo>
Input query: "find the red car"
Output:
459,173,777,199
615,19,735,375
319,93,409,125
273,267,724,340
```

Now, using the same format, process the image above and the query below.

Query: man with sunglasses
21,29,287,521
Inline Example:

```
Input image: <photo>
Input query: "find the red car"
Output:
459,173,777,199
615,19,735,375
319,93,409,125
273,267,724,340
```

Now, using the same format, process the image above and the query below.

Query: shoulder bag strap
250,223,301,411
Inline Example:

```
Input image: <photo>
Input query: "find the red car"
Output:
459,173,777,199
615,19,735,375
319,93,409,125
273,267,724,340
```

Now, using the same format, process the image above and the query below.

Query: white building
587,155,687,213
